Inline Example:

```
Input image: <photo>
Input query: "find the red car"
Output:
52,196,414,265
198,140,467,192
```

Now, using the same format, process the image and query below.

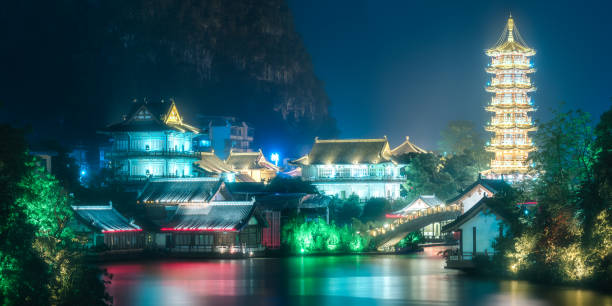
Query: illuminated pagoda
101,99,200,180
484,15,537,180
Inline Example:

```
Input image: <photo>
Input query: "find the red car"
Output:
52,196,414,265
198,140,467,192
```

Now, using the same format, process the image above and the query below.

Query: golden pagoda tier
483,15,537,178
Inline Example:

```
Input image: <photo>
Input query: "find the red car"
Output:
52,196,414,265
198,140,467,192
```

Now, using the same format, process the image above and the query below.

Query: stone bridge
370,204,462,250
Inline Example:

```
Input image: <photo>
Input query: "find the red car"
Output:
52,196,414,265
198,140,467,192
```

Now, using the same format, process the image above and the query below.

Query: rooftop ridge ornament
507,15,515,42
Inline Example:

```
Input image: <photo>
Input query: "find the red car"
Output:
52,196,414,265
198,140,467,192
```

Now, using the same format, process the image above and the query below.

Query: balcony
106,150,200,159
490,76,531,87
490,160,530,171
308,175,405,183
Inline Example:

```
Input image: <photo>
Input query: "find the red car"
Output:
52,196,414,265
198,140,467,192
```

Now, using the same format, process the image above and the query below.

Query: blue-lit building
193,115,254,159
101,99,200,180
291,137,408,200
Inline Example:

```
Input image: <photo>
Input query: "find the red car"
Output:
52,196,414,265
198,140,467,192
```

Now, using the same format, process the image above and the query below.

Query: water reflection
102,250,612,306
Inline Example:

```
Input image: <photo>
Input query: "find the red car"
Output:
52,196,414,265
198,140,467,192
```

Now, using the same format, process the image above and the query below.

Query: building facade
484,15,537,179
194,115,254,159
225,150,279,183
292,138,405,200
101,99,200,180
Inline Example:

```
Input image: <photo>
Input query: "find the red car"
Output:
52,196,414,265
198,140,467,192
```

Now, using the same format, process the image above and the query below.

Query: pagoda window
145,144,150,151
337,167,350,178
318,167,332,178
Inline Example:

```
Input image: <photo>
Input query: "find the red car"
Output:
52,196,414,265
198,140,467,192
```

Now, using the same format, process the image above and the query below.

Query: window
145,144,150,151
337,167,350,178
318,167,332,178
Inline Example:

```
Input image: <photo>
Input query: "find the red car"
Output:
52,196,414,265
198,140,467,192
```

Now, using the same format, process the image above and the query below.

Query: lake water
102,247,612,306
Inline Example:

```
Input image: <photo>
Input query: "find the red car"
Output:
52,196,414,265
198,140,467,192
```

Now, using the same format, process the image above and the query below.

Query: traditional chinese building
484,15,537,180
225,149,279,183
445,178,509,213
101,99,200,180
71,203,144,251
291,137,405,200
160,200,266,255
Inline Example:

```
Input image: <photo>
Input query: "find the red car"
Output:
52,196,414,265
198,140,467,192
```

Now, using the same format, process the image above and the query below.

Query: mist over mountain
0,0,338,155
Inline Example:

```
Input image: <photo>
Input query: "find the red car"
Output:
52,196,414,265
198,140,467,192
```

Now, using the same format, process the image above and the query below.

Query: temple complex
484,15,537,180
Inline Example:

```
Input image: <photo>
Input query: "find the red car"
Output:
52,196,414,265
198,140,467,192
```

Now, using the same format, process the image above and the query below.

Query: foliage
400,153,457,201
491,105,612,287
329,195,362,225
0,124,111,305
266,176,318,194
0,125,50,305
438,120,491,172
396,231,424,249
281,218,370,253
360,198,391,223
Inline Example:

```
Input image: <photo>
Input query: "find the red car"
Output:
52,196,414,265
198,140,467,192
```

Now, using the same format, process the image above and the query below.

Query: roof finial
507,14,515,42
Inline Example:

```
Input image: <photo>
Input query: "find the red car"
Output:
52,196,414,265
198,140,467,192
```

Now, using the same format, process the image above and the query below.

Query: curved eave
485,45,536,56
485,125,537,132
486,86,536,93
485,105,535,112
486,145,536,152
486,67,535,74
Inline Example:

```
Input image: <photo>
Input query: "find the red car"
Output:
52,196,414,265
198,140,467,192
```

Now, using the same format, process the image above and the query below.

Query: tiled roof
445,179,509,204
72,204,141,232
292,138,394,165
391,136,428,155
226,150,278,171
103,100,200,133
393,195,444,215
137,178,223,204
162,201,256,231
194,152,233,174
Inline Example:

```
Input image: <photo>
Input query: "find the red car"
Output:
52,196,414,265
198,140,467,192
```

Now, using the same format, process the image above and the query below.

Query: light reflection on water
102,248,612,306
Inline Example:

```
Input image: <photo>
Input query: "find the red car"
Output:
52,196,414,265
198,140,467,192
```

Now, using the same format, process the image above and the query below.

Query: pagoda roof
226,150,278,171
486,15,535,55
162,200,262,231
102,99,200,134
445,178,509,204
194,152,234,174
137,177,224,204
391,136,428,155
291,137,395,166
72,204,141,233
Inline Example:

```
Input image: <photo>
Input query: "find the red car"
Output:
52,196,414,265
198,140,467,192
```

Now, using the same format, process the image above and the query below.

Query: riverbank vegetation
477,105,612,290
0,125,110,305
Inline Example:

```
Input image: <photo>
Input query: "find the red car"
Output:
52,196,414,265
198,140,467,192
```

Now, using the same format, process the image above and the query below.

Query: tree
401,153,456,201
360,198,391,222
0,125,49,305
266,176,318,194
16,162,111,306
330,195,361,225
438,120,491,172
0,124,111,305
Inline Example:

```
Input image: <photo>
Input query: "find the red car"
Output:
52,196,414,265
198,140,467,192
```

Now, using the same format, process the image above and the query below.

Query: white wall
455,185,493,213
314,182,401,200
459,210,506,254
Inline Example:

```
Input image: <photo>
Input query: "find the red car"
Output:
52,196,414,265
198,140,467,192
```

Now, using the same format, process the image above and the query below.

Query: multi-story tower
101,99,200,180
484,15,537,179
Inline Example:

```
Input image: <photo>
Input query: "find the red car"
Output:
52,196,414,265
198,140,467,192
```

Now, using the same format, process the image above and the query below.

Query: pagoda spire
507,14,515,42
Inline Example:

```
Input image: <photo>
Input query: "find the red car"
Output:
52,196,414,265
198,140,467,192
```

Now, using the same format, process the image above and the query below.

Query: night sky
289,0,612,149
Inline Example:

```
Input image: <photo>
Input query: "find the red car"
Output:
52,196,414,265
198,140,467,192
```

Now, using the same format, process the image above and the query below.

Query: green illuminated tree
0,125,49,305
16,162,111,305
0,124,110,305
